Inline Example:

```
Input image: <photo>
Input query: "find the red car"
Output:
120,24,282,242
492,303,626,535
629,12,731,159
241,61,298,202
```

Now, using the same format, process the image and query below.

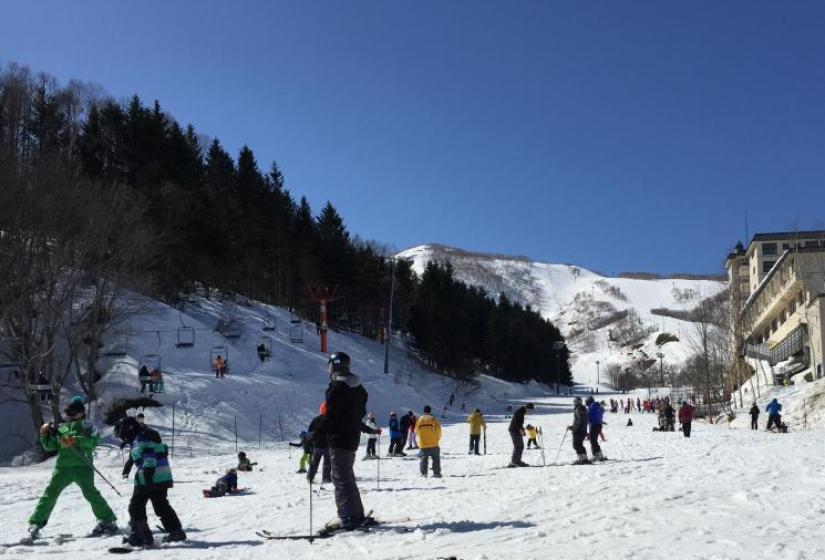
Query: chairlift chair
262,317,277,331
289,322,304,344
103,332,128,357
175,327,196,348
210,346,230,375
225,320,241,339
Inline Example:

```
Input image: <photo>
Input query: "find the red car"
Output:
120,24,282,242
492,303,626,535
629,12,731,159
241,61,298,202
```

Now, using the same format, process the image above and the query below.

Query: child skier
466,409,486,455
289,431,312,473
237,451,257,471
115,415,186,546
307,402,332,484
525,424,540,449
364,412,379,459
27,396,118,541
205,469,239,497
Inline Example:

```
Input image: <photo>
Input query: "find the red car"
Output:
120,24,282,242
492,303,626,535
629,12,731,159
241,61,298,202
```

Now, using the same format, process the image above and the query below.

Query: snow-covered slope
397,244,727,388
2,294,547,463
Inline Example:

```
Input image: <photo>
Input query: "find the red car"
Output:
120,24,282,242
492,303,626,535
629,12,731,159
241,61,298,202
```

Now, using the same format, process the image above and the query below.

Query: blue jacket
588,402,604,426
766,400,782,416
129,428,173,488
389,417,400,438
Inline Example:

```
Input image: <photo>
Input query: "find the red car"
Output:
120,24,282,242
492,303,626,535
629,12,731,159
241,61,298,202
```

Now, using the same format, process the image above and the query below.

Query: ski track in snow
3,396,823,560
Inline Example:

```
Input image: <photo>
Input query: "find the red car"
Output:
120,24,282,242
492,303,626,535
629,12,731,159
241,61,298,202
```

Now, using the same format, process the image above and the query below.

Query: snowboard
203,486,251,498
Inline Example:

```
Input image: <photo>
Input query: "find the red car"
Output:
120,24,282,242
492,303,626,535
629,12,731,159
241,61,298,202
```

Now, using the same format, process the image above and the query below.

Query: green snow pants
28,466,117,527
299,452,310,471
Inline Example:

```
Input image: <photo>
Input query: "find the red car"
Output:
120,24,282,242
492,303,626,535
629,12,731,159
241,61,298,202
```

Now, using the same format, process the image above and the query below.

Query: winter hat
423,405,432,414
319,402,327,415
474,408,481,413
585,396,594,405
64,396,85,417
574,397,583,405
238,451,246,458
390,411,397,416
525,403,535,410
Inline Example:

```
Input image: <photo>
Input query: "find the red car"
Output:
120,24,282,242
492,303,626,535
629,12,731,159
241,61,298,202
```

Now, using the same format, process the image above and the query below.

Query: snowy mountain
396,244,728,388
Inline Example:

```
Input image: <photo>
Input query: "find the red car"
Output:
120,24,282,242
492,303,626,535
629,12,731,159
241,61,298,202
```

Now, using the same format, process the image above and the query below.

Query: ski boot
516,460,530,467
124,521,153,547
574,453,591,465
26,524,41,542
296,468,307,473
90,519,120,537
593,452,607,462
162,528,187,543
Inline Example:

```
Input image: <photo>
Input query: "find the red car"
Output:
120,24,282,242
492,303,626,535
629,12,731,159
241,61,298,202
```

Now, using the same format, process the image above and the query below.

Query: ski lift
262,316,276,331
289,322,304,344
256,336,272,359
290,311,301,324
210,346,230,375
139,354,162,373
175,327,196,348
103,331,128,357
225,320,241,339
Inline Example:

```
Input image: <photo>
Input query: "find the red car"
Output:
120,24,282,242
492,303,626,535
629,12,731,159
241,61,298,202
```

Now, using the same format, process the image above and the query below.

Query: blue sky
2,1,823,275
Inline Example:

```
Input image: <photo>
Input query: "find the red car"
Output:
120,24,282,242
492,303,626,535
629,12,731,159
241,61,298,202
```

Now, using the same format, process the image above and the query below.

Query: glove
40,423,53,436
60,436,77,448
375,428,382,435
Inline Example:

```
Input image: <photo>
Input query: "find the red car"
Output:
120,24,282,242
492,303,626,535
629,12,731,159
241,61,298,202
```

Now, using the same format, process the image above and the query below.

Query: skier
115,415,186,546
416,405,442,477
448,392,455,407
678,401,695,438
399,411,413,451
387,412,405,456
313,351,381,532
765,398,782,431
307,402,332,484
586,396,606,461
505,405,513,419
466,408,486,455
406,411,418,449
364,412,379,459
289,431,312,473
205,468,239,497
27,396,118,541
508,402,534,467
662,397,675,431
237,451,257,471
569,396,590,464
525,424,540,449
749,403,760,430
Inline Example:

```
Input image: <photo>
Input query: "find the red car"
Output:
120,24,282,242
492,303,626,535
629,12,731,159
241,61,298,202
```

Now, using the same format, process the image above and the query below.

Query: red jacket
678,405,694,423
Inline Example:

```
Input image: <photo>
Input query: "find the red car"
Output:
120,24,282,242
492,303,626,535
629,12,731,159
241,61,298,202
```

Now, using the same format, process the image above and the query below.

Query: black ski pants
682,422,692,437
750,415,759,430
366,438,377,457
128,485,182,532
388,436,403,455
510,430,524,464
572,431,587,455
588,423,603,456
767,414,781,431
330,448,364,523
469,434,481,454
308,447,331,482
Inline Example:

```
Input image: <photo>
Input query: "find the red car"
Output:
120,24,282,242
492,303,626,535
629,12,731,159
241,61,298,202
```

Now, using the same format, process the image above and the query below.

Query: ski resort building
725,231,825,382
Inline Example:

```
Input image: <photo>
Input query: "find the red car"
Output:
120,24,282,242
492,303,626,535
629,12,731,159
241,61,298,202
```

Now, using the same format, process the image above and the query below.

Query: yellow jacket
415,414,442,449
466,411,486,435
525,426,538,439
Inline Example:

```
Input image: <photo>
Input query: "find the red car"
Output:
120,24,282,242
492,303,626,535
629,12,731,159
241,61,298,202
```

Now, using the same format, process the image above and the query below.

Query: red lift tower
308,285,339,353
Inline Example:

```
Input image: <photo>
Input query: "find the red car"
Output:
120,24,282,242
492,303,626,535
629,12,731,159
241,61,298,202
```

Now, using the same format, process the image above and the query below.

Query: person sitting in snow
208,469,239,497
237,451,257,471
289,431,312,473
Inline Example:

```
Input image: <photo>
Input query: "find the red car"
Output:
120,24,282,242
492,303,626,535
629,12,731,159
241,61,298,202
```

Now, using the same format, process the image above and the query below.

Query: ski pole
70,446,123,497
376,433,381,490
539,426,546,466
553,428,569,465
483,427,487,455
308,479,314,543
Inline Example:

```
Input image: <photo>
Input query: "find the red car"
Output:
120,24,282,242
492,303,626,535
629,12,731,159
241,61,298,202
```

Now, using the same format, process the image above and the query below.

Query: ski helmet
328,352,351,374
64,396,86,418
585,396,594,405
114,416,140,443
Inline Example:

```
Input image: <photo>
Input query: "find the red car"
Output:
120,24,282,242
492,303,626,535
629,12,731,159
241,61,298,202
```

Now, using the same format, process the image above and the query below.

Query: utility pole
384,258,396,374
656,352,664,387
595,360,600,391
553,341,565,394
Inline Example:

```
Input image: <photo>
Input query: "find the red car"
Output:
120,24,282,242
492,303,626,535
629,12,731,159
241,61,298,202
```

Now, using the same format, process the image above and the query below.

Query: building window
763,243,777,256
762,260,775,274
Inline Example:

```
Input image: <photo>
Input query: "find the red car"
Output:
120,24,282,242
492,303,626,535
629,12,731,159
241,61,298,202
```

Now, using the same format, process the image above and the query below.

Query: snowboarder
307,402,332,484
237,451,257,471
312,351,381,532
205,469,238,497
570,396,589,464
749,403,760,430
466,408,486,455
766,398,782,431
289,431,312,473
364,412,379,459
525,424,540,449
416,405,442,477
678,401,695,437
27,396,118,541
387,411,405,456
586,396,605,461
115,415,186,546
508,402,534,467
